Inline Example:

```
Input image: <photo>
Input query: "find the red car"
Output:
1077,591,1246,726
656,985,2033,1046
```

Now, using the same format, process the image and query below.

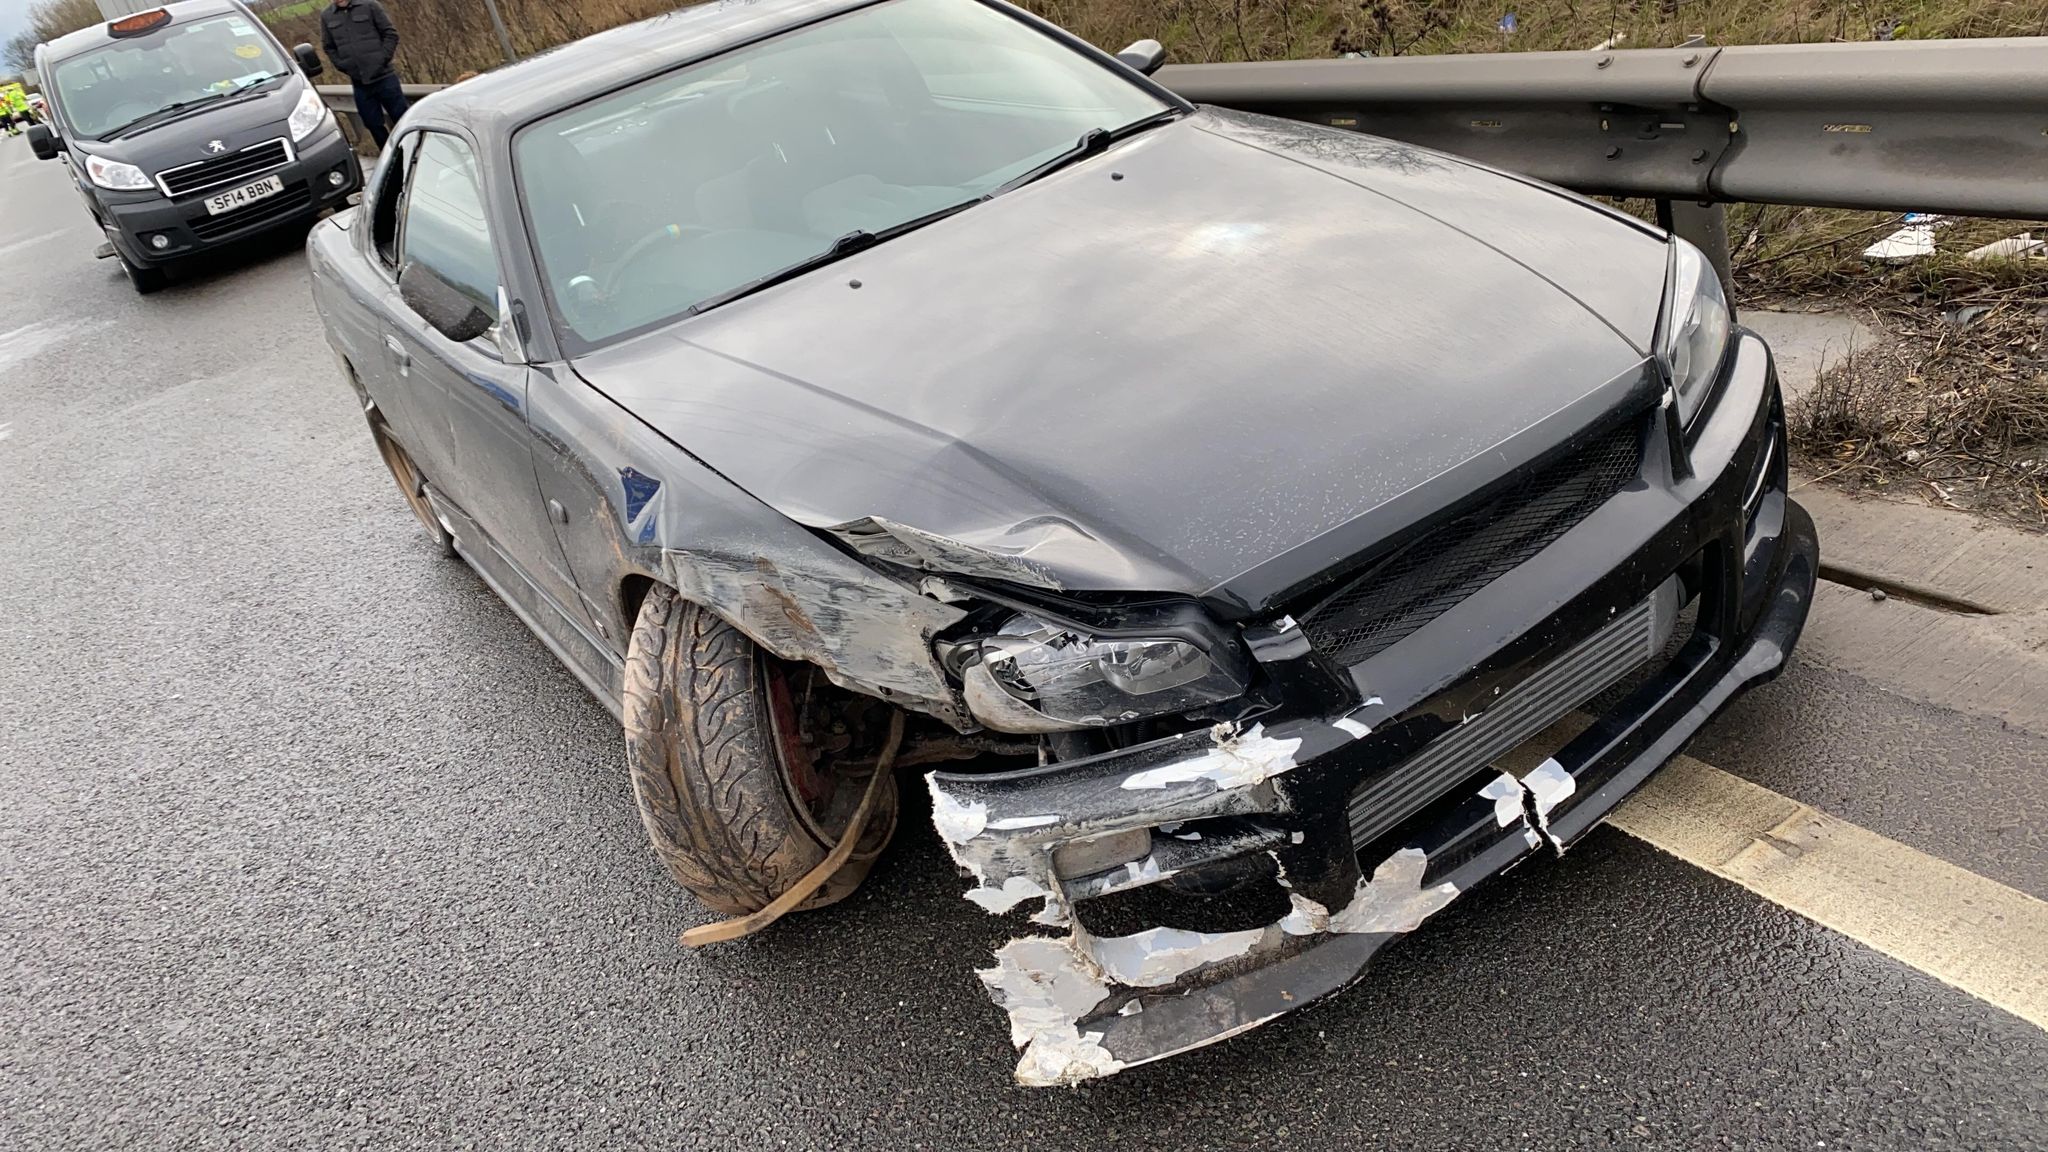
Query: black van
29,0,362,293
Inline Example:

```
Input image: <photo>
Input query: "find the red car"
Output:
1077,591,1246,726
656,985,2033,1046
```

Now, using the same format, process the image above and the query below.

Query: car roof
411,0,878,139
42,0,255,64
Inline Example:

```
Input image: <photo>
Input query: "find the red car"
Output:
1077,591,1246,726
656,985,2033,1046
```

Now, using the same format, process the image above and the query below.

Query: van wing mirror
293,43,323,77
26,122,58,161
1116,39,1166,76
398,262,495,345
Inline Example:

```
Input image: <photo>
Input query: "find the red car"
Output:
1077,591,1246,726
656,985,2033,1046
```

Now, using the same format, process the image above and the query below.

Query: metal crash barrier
318,35,2048,283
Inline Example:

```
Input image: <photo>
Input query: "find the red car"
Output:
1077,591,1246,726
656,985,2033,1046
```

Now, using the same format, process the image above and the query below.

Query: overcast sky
0,0,35,50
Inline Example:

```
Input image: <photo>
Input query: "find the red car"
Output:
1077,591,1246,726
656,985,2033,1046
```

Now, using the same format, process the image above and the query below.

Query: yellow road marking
1607,755,2048,1030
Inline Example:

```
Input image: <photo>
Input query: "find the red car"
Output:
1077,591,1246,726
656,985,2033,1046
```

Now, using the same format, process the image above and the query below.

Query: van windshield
51,13,289,140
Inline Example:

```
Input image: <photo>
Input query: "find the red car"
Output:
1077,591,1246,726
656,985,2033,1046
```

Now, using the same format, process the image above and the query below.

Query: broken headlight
1656,236,1733,429
979,614,1248,727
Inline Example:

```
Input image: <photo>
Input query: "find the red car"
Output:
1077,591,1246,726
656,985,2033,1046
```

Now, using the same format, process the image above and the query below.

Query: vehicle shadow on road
124,220,320,297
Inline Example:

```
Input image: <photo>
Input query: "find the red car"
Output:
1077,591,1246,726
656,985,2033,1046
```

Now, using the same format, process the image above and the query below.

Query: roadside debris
1867,212,1957,261
1862,213,1953,263
1965,234,2044,262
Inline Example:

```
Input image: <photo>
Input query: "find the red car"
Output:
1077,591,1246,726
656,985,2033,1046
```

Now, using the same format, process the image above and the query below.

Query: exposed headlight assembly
288,86,333,143
1656,237,1733,429
84,154,152,192
975,613,1249,729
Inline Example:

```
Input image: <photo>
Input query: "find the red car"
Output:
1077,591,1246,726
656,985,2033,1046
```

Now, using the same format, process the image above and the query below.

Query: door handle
384,335,411,377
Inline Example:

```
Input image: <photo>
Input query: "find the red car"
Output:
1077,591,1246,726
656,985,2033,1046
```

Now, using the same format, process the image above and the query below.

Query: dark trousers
351,72,409,148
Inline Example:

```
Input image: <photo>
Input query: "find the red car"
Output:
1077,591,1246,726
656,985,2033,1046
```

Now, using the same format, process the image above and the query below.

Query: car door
384,129,608,653
340,132,454,476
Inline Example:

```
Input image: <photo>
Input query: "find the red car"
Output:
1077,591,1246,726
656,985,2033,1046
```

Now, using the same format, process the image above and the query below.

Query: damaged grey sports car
308,0,1817,1086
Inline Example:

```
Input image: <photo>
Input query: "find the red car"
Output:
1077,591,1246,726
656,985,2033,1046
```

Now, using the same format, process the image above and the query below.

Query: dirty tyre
624,586,897,916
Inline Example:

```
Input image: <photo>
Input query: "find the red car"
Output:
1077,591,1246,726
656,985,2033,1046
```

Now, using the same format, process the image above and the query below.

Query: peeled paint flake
1479,771,1525,828
978,938,1123,1086
1120,723,1303,791
1333,716,1373,739
1280,848,1458,936
1525,758,1577,818
965,874,1052,914
1092,855,1177,896
1087,925,1264,987
987,814,1060,831
930,787,990,844
1330,848,1459,933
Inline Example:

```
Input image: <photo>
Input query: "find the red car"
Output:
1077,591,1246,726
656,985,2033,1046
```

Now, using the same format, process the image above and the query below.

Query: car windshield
51,13,289,140
516,0,1171,347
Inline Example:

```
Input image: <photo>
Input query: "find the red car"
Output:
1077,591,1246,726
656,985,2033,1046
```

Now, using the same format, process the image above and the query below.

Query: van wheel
119,250,167,295
623,586,897,916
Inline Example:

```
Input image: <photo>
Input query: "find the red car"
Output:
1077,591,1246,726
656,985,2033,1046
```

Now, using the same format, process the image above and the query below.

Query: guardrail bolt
1596,55,1612,68
1692,149,1709,162
1682,53,1700,67
1605,145,1623,159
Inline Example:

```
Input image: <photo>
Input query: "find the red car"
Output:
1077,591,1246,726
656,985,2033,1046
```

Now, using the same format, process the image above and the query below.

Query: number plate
203,174,284,215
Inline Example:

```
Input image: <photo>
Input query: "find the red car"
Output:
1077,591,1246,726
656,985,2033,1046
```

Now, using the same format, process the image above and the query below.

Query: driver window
396,133,501,330
369,133,417,268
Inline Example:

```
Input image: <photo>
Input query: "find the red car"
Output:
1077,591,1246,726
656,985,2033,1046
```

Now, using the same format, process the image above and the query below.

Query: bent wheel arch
623,584,897,916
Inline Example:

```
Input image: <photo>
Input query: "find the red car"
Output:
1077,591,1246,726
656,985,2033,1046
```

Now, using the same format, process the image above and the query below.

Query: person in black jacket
320,0,408,147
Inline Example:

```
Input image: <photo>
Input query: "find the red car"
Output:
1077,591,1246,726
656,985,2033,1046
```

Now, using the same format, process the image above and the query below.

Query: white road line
1607,754,2048,1031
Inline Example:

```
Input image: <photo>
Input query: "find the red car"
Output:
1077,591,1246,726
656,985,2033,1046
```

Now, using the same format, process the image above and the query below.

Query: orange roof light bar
106,9,173,37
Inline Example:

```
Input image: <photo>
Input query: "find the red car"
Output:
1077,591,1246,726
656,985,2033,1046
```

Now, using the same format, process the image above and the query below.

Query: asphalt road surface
2,137,2044,1151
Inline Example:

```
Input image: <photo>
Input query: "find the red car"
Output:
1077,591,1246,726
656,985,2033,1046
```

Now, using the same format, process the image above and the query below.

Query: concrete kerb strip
1796,483,2048,616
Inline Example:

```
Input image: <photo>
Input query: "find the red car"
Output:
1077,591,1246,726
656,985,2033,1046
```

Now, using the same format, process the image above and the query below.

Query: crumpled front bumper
925,329,1818,1086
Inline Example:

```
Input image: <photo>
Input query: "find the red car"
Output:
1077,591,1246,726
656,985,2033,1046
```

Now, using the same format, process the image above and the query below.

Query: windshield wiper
990,108,1185,196
100,91,232,140
98,76,284,140
689,230,878,315
689,199,985,315
231,71,289,92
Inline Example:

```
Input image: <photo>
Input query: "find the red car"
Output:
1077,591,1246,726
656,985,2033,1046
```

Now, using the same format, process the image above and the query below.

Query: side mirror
1116,39,1166,76
26,122,58,161
293,43,324,77
398,261,494,344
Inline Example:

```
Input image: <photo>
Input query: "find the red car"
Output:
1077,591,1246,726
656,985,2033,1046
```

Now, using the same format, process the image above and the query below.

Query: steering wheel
600,223,714,300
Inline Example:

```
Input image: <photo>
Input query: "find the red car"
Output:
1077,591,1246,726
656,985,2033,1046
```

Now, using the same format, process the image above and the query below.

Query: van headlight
84,154,152,191
288,87,333,142
1656,237,1733,429
978,614,1249,727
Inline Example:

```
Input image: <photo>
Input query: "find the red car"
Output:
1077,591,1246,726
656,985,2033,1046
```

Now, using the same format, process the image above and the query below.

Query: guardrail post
1657,199,1734,310
480,0,519,64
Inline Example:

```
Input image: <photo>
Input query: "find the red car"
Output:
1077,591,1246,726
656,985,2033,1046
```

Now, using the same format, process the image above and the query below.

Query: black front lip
98,128,361,265
928,327,1817,1078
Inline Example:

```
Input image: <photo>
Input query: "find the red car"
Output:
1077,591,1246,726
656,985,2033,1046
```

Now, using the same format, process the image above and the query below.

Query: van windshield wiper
990,108,1184,196
687,199,984,315
100,90,232,140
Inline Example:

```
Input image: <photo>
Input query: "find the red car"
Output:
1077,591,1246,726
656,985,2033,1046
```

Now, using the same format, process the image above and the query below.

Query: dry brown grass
1789,278,2048,525
262,0,683,84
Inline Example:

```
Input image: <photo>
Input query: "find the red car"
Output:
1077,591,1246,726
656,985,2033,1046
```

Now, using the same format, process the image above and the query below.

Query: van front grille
158,138,292,199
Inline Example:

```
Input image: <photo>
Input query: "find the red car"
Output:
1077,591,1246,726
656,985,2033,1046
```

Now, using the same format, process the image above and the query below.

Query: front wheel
623,586,897,915
118,249,167,295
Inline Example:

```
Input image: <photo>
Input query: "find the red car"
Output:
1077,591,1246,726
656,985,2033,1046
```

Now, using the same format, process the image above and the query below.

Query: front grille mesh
1346,579,1679,851
1301,422,1644,668
159,139,290,198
